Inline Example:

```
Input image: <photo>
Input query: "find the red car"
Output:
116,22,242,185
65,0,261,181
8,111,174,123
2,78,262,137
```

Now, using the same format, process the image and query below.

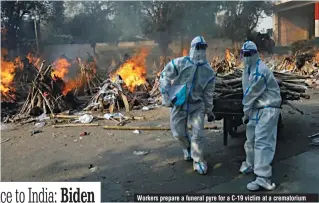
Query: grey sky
258,16,273,32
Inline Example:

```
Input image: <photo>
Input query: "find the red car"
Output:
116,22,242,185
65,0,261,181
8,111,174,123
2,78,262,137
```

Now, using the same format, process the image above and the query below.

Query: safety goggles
240,49,258,57
192,43,208,50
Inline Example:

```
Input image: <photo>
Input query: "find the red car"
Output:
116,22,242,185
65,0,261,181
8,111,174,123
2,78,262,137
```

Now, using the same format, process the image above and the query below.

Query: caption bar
134,193,319,202
0,182,101,203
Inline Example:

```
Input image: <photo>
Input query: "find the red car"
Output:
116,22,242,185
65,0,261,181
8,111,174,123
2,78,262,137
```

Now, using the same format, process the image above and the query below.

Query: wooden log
215,77,242,86
52,123,99,128
121,93,130,112
281,90,310,99
283,100,304,114
102,125,218,131
37,89,55,116
215,87,242,94
281,81,308,92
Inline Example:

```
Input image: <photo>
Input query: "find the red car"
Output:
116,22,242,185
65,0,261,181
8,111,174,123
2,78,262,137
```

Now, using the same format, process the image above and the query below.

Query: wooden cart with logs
213,93,284,146
212,69,309,146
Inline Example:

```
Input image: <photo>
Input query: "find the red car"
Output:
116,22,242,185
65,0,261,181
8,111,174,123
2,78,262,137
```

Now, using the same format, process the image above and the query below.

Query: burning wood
84,49,157,113
182,48,188,56
1,48,24,102
111,48,149,92
13,60,79,119
73,55,102,96
211,49,238,74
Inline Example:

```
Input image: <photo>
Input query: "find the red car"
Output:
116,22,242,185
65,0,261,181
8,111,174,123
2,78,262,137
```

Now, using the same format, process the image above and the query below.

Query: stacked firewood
13,61,77,119
214,69,310,101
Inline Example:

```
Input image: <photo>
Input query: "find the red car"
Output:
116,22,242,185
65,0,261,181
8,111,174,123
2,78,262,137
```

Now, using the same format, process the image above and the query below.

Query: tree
1,1,52,51
139,1,221,56
140,1,185,56
63,1,117,43
218,1,272,49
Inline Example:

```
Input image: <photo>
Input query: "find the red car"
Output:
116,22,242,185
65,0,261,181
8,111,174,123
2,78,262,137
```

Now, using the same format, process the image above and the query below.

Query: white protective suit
159,36,215,174
239,41,282,190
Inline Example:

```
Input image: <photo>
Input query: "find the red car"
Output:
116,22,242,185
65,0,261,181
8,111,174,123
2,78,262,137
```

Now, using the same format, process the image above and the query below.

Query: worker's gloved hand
207,113,215,122
161,94,173,107
242,114,249,125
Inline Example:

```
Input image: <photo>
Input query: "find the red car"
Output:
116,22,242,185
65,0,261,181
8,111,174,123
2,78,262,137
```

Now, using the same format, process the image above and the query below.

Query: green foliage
63,1,118,43
1,1,53,49
219,1,273,42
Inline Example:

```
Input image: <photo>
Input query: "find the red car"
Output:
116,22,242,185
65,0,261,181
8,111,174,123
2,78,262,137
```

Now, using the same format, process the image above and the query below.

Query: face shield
241,49,259,67
240,49,258,58
189,37,208,63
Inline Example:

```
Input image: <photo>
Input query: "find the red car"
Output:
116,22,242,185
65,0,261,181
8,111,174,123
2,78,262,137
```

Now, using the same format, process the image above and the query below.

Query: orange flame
182,48,188,56
1,48,23,101
51,58,71,79
62,79,80,96
112,48,149,92
225,49,231,62
314,51,319,64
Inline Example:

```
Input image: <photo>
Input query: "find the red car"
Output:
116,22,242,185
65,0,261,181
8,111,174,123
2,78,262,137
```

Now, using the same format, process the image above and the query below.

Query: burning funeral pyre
83,48,153,113
2,43,319,126
13,59,79,120
1,48,24,102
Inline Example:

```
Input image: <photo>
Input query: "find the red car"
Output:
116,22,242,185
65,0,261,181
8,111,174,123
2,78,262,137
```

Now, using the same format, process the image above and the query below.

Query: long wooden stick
52,123,99,128
52,114,145,120
102,125,218,131
283,100,304,115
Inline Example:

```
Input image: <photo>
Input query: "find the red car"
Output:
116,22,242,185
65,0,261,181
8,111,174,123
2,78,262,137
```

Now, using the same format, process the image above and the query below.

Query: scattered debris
142,106,153,111
213,163,223,169
0,123,15,131
168,161,175,166
37,113,50,121
0,138,11,144
75,114,94,124
80,131,88,136
31,130,42,136
34,122,45,128
210,129,222,133
133,150,149,156
89,165,99,172
133,130,140,134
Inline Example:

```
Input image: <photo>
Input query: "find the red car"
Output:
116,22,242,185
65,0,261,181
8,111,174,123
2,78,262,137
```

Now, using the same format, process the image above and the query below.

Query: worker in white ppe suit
239,41,282,191
159,36,215,175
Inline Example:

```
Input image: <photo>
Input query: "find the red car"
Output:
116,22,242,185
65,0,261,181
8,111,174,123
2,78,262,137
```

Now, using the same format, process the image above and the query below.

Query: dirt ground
1,88,319,201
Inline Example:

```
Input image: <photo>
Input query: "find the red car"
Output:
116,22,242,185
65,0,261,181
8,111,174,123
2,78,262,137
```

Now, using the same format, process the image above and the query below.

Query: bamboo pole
51,114,145,120
52,123,99,128
102,125,218,131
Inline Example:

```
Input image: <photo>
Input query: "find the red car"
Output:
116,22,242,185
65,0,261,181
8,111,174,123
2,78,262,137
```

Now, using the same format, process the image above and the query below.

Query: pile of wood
215,69,310,101
13,61,78,119
83,77,153,113
211,50,238,74
73,56,102,96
